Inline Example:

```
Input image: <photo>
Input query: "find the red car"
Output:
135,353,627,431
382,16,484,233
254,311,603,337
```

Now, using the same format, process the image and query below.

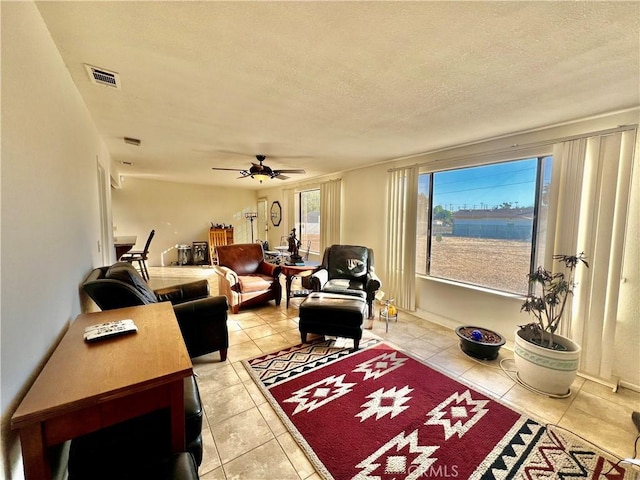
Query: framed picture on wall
192,241,209,265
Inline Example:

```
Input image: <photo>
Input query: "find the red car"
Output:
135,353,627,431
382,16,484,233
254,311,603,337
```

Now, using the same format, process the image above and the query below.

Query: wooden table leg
20,423,51,480
169,380,186,452
285,274,294,308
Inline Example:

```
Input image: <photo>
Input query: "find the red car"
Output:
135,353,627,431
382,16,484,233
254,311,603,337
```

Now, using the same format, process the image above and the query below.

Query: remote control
84,319,138,342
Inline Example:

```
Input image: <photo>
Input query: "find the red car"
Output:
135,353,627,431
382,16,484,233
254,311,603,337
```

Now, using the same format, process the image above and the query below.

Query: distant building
452,208,534,240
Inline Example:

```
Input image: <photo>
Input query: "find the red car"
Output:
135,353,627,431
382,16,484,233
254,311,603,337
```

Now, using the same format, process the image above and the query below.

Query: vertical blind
552,129,637,382
320,179,342,251
385,166,418,310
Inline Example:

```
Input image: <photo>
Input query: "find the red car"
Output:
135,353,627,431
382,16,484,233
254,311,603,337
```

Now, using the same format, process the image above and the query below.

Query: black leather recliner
68,376,203,480
309,245,381,319
69,262,228,479
82,262,229,360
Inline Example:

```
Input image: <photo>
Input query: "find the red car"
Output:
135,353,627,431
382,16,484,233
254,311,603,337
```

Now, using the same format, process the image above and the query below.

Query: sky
418,156,552,212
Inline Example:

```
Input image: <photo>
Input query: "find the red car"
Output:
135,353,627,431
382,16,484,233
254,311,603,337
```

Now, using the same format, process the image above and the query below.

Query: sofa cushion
105,262,157,304
322,278,367,294
238,274,273,293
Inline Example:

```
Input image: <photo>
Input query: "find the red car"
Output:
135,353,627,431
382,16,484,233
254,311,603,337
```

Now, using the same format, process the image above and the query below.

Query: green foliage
520,253,589,348
433,204,452,224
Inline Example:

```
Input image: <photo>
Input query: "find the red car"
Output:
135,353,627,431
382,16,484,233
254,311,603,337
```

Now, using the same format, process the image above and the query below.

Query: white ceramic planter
513,328,581,396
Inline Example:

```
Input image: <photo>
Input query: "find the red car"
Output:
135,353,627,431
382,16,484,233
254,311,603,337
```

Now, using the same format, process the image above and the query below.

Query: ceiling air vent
84,64,121,89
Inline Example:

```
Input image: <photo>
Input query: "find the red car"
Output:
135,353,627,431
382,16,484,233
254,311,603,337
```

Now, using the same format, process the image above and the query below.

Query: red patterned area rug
244,340,632,480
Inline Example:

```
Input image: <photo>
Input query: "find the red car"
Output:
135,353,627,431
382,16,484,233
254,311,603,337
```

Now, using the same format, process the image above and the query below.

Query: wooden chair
209,229,228,265
119,229,155,281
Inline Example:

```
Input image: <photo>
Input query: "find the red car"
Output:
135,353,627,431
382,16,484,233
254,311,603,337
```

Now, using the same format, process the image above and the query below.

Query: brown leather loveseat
214,243,282,313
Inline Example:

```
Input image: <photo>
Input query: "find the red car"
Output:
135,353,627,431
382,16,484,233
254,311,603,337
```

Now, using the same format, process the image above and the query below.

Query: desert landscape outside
416,235,531,294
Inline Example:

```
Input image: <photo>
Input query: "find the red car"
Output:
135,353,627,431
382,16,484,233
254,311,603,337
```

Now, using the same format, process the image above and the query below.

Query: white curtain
282,187,295,241
320,178,342,251
385,166,418,311
551,129,637,382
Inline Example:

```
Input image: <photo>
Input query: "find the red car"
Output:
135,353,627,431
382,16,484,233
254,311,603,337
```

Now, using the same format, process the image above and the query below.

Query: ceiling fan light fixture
211,154,305,182
252,173,269,183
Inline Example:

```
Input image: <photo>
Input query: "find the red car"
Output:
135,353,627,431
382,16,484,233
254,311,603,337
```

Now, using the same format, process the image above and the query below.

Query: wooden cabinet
209,227,233,265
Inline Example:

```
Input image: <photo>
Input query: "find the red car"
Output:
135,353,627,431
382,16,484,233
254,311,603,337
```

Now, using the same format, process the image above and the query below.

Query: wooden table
281,262,319,308
114,235,137,259
11,303,193,480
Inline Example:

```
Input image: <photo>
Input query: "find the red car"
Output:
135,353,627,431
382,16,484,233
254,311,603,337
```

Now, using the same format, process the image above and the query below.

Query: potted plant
514,252,589,396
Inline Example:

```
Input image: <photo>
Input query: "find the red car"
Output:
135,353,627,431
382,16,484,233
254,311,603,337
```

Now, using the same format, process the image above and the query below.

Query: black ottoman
299,292,367,350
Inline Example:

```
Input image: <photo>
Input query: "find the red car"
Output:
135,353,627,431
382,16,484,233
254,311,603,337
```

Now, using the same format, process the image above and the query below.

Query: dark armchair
72,262,225,478
309,245,381,318
214,243,282,314
82,262,229,360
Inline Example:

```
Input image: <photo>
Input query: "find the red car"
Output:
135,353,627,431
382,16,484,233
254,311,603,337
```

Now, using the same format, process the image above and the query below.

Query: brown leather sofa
214,243,282,314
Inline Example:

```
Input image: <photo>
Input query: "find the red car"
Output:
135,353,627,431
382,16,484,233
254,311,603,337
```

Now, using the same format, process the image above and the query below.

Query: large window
295,189,320,254
416,156,552,295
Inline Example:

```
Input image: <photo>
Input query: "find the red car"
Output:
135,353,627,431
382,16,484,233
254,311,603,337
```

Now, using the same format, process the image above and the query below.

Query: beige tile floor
147,266,640,479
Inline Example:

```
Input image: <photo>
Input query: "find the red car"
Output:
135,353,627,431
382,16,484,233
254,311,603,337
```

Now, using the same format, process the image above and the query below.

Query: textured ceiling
36,1,639,188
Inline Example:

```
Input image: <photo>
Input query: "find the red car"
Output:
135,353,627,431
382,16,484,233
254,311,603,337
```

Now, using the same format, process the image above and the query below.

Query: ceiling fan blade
274,174,290,180
211,167,244,171
275,169,306,174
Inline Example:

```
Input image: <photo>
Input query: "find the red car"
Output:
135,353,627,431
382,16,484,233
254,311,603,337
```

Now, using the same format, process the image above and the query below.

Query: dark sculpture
288,228,303,264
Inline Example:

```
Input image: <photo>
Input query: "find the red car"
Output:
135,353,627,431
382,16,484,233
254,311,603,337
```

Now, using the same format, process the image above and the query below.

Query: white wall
1,2,112,478
111,178,258,266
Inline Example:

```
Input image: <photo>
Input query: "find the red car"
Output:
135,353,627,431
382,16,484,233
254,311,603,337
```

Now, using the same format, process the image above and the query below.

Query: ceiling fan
211,155,306,183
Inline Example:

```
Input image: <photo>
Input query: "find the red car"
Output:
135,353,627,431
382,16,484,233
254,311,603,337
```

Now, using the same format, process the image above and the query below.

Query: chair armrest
366,267,381,292
214,265,239,286
172,295,229,320
154,280,210,304
366,275,381,293
310,268,329,291
257,261,282,278
172,296,229,359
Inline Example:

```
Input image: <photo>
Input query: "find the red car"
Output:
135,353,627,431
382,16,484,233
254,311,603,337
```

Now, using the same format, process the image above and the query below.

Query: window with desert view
416,156,552,295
